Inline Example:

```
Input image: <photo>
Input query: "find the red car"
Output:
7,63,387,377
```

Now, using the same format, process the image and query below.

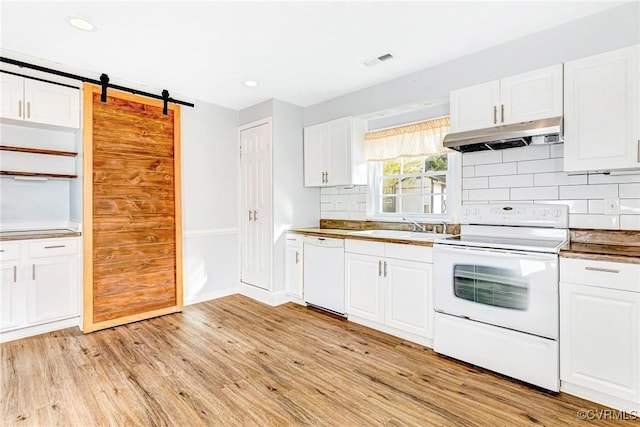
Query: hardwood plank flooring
1,295,635,426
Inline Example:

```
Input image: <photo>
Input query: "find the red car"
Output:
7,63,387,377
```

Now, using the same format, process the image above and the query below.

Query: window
374,153,451,216
364,115,455,219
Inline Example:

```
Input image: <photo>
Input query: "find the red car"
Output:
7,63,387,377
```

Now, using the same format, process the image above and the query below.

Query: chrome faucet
402,217,427,233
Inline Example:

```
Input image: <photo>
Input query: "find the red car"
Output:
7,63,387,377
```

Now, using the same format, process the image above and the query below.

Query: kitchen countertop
289,227,440,247
0,229,82,242
560,242,640,265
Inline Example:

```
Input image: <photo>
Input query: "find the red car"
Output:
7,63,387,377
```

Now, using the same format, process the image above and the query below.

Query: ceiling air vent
363,53,395,67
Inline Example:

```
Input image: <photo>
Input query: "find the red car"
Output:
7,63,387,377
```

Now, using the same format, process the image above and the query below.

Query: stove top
436,234,566,253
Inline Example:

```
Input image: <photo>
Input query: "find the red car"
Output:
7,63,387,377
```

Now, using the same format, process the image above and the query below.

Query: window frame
366,152,460,222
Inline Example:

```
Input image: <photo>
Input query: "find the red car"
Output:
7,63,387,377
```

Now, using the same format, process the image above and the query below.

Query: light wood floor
1,294,632,426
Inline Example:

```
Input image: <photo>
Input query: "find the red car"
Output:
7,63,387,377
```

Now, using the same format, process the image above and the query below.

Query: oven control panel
461,203,568,228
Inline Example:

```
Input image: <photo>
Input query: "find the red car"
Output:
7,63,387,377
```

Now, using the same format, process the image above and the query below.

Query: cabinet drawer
29,239,78,258
0,242,21,261
560,257,640,292
345,239,384,257
385,243,432,263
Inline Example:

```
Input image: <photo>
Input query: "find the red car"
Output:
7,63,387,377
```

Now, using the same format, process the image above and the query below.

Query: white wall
181,100,240,304
461,145,640,230
304,2,639,126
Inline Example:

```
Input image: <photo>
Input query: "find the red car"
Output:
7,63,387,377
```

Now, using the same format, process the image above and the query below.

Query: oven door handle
433,244,556,260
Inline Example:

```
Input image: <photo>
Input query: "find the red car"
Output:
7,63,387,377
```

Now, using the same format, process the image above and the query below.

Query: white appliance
433,203,569,391
303,236,345,315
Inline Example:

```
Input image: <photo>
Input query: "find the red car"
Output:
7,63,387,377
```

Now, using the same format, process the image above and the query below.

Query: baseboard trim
185,287,239,306
347,315,434,349
1,317,80,343
238,282,290,306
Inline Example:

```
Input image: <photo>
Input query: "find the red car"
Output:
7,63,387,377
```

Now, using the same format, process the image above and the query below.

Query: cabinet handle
493,106,497,124
383,261,388,277
18,100,22,118
27,102,31,119
32,264,35,280
585,266,619,274
501,104,504,123
295,251,300,264
637,140,639,163
325,172,329,183
253,210,258,221
378,260,382,276
249,210,253,221
0,249,4,253
13,265,17,283
44,245,65,249
286,238,297,241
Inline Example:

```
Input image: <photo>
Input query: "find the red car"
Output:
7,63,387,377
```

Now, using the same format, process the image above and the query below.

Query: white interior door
240,122,272,290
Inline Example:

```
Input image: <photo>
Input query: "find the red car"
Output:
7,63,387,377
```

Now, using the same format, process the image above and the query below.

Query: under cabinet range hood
443,117,563,152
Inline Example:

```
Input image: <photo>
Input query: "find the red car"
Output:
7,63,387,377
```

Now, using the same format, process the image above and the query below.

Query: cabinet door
500,64,563,125
449,80,499,132
560,282,640,404
303,124,326,187
23,79,80,129
285,240,303,299
345,253,384,323
326,118,352,186
564,45,639,172
0,73,24,120
27,257,78,325
385,259,433,338
0,263,24,331
240,122,272,290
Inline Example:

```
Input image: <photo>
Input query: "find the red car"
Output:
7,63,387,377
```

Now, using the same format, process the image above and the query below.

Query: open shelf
0,145,77,157
0,171,77,179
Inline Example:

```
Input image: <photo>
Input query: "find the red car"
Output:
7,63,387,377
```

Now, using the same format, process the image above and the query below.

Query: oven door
433,244,558,339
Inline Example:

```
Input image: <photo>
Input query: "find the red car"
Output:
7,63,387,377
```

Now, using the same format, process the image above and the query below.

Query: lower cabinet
284,233,304,301
0,237,81,342
560,257,640,413
345,239,433,346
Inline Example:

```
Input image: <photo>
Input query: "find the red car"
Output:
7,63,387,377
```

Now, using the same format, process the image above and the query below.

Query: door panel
345,253,384,322
386,259,432,338
449,81,499,132
500,64,562,124
29,258,78,324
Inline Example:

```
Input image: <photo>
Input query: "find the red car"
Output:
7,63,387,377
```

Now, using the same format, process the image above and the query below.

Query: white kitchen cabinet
345,239,433,346
560,257,640,413
240,121,273,291
0,237,81,343
284,233,303,301
0,73,80,129
450,64,562,133
303,116,367,187
563,44,639,172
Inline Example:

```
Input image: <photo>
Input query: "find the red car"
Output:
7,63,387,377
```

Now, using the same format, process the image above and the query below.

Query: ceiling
0,1,626,111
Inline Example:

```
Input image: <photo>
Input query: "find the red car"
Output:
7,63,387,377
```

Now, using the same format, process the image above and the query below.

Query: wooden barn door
82,83,183,332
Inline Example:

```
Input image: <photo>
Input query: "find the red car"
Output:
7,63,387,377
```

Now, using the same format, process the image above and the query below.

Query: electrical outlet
604,198,620,215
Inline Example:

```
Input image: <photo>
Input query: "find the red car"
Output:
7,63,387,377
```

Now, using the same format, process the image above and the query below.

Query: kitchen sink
349,229,452,241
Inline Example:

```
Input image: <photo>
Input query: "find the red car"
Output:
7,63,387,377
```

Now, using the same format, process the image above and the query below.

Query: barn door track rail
1,57,194,114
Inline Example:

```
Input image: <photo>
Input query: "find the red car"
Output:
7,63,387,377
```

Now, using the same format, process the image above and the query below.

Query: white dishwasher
303,236,345,315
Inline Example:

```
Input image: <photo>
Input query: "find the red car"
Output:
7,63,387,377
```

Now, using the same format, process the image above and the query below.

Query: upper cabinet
0,73,80,129
450,64,563,133
304,116,367,187
563,45,639,172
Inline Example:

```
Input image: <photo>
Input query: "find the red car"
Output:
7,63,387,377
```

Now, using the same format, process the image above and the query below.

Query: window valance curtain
364,116,451,161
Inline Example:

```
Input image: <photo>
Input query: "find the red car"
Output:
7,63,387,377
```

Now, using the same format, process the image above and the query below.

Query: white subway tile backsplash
468,188,509,201
330,194,350,202
588,199,605,214
462,177,489,189
502,145,550,162
620,215,640,230
517,158,564,174
510,186,558,200
538,200,588,214
321,202,335,211
550,143,564,158
559,184,618,199
462,189,469,201
321,187,339,195
569,214,619,230
620,183,640,199
339,186,361,194
588,173,640,184
489,174,533,188
475,162,517,177
462,150,502,166
322,211,350,220
489,200,533,204
621,199,640,214
462,166,475,178
533,172,587,186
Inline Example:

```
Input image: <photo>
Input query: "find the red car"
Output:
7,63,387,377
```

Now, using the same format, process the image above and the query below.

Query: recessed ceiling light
243,80,259,88
65,16,97,32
